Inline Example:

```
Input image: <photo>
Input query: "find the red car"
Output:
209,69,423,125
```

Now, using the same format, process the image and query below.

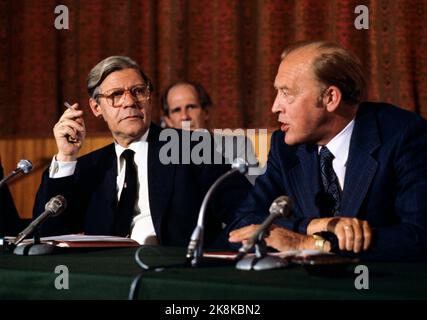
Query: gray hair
87,56,153,99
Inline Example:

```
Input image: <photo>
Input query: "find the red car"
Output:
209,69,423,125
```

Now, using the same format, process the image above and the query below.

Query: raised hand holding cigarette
53,101,86,162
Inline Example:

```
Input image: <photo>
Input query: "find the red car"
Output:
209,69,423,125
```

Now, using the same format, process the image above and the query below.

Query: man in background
161,81,260,184
161,81,211,131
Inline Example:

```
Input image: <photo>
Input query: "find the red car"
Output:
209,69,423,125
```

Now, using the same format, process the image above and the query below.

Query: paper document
17,234,140,248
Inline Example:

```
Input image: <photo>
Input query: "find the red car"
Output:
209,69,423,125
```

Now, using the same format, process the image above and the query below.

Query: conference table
0,245,426,300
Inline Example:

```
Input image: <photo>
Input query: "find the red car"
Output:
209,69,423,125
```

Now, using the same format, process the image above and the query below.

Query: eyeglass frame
94,84,152,107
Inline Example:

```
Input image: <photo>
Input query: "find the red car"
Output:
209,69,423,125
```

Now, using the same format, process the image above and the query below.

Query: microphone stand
12,195,66,256
186,158,248,267
235,230,289,271
186,170,239,267
235,196,293,271
0,172,16,189
0,160,33,190
0,169,23,190
13,228,56,256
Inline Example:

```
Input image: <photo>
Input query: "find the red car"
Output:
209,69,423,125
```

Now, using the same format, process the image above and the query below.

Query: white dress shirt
49,129,157,245
318,119,355,190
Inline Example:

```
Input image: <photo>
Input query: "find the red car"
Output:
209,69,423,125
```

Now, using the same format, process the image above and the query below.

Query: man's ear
89,98,102,118
323,86,342,112
163,115,173,128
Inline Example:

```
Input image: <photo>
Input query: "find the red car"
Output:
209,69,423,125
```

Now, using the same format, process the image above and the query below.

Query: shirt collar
114,128,150,160
318,119,355,165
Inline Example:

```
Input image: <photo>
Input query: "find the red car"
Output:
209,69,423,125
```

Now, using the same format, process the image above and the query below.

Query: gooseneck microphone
186,158,248,267
13,195,67,246
0,159,33,189
235,195,293,270
236,196,293,259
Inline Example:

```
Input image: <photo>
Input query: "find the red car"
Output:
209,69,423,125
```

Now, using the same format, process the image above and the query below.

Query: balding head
281,41,367,106
161,81,211,130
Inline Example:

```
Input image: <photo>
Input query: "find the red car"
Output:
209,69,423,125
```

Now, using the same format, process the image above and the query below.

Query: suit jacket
33,123,251,248
0,162,22,237
231,102,427,261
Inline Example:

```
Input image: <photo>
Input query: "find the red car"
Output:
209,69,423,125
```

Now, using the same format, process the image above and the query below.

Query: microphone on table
235,195,293,270
186,158,248,267
130,159,248,299
12,195,67,255
0,159,33,189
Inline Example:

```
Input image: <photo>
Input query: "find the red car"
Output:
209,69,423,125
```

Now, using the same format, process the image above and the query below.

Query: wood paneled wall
0,131,272,219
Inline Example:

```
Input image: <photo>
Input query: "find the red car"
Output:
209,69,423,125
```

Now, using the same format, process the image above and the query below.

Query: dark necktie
319,146,341,216
115,149,138,236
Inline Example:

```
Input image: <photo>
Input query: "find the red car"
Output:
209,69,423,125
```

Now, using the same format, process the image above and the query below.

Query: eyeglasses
96,85,151,107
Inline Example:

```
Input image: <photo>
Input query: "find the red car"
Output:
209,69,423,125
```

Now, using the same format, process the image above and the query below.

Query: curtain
0,0,426,137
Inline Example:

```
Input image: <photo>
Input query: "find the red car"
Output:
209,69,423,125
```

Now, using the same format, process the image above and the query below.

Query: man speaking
229,41,427,261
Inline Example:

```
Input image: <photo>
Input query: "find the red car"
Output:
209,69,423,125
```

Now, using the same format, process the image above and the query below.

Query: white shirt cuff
49,155,77,178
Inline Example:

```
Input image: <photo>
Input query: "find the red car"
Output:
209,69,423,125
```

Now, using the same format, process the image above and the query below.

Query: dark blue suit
231,102,427,261
33,123,251,248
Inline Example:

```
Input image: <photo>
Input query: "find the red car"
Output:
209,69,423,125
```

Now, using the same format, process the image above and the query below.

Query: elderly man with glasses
33,56,251,248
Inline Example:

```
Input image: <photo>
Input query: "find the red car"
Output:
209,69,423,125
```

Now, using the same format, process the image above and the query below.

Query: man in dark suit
229,41,427,261
33,56,251,248
0,160,22,237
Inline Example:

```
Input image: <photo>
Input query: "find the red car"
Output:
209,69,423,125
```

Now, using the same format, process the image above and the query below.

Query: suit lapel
287,144,322,218
147,124,175,241
341,105,380,217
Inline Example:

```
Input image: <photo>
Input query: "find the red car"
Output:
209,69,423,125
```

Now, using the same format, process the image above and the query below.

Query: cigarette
63,101,78,143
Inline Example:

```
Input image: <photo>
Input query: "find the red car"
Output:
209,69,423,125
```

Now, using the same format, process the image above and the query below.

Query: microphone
231,157,249,174
13,195,67,246
0,159,33,189
186,158,249,267
236,196,293,260
235,196,293,270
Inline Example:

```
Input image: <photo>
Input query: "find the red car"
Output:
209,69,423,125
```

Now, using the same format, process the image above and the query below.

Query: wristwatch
312,234,326,251
313,231,339,253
